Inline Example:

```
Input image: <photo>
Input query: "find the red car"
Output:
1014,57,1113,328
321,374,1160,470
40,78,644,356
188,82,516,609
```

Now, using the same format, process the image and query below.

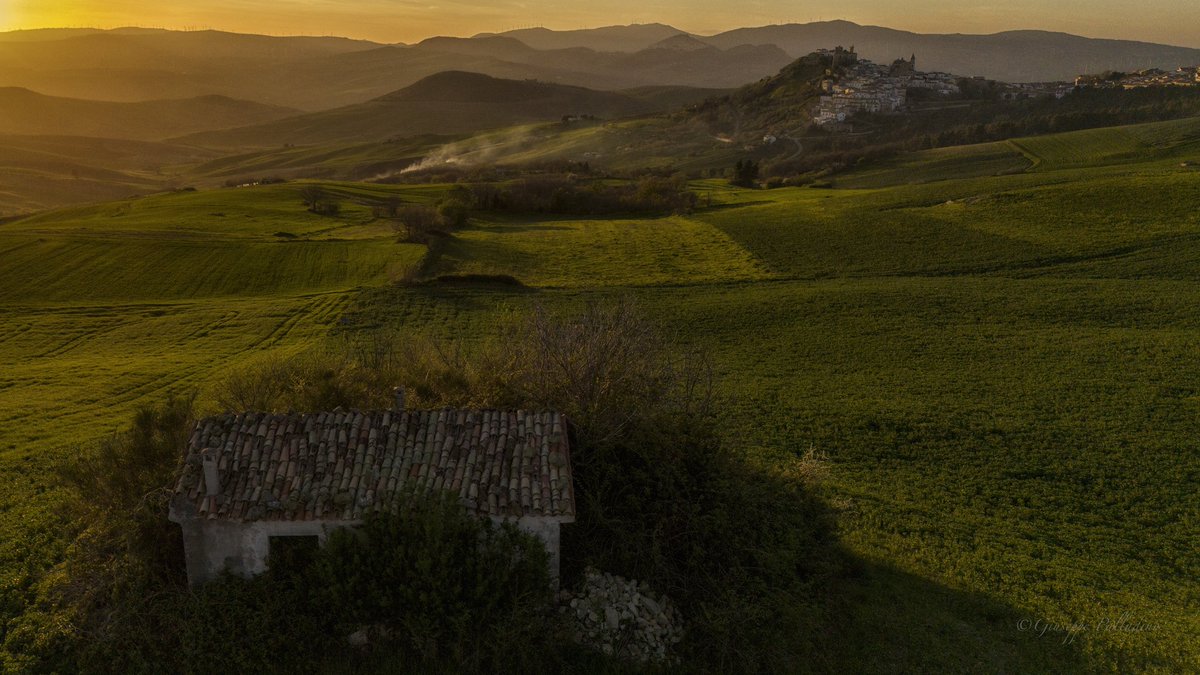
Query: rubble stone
560,567,684,663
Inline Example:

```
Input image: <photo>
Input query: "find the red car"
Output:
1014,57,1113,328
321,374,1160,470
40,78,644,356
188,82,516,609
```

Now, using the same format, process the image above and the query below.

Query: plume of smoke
398,126,541,176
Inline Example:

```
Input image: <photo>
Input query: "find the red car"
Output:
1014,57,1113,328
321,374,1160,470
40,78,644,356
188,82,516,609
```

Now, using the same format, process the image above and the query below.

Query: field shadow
698,199,777,213
813,554,1092,674
486,224,575,233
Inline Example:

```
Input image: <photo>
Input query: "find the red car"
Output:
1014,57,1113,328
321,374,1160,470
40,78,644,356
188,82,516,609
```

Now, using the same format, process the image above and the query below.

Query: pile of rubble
560,567,684,662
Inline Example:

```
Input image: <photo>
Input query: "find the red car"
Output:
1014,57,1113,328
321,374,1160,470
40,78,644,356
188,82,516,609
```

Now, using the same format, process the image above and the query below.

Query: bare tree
298,185,326,211
394,205,441,243
504,300,713,443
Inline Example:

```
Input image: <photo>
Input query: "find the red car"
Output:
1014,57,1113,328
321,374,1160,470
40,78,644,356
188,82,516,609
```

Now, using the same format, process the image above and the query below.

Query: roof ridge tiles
174,408,574,523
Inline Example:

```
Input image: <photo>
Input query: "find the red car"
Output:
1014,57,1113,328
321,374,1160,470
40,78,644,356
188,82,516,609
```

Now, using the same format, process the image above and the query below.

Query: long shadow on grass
697,199,778,213
816,555,1091,674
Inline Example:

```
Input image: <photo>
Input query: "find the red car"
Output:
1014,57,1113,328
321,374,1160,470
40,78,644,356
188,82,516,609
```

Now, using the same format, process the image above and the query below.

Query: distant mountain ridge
473,23,684,52
699,21,1200,82
488,20,1200,82
0,27,789,110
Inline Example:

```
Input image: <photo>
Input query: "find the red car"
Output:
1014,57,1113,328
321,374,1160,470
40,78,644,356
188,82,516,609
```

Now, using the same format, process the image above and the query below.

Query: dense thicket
9,302,838,673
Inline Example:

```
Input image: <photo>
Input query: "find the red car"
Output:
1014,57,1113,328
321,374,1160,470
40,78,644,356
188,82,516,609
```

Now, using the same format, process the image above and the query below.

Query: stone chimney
393,386,406,411
202,450,221,497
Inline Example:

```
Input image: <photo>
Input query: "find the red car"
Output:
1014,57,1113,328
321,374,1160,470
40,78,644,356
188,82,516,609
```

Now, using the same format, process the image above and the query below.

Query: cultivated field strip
0,293,353,459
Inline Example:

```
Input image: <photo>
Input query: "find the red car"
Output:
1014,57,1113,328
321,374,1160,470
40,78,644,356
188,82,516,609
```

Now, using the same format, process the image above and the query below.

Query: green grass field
835,116,1200,191
2,120,1199,672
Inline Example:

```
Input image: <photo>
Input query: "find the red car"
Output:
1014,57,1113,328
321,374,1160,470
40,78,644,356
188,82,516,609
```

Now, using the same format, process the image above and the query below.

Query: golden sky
3,0,1199,47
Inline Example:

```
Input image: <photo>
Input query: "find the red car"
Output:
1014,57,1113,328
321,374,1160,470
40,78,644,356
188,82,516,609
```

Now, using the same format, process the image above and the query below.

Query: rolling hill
389,53,835,175
179,72,671,149
0,134,218,215
0,88,299,140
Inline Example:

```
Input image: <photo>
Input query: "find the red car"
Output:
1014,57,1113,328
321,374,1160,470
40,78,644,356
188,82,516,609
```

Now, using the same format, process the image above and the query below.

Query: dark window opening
268,535,319,573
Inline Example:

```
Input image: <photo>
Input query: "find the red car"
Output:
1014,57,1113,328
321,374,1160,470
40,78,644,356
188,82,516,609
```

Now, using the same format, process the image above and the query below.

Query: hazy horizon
3,1,1200,49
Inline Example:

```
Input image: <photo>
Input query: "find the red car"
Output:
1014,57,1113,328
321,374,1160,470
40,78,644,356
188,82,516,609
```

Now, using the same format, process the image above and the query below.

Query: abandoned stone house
168,406,575,585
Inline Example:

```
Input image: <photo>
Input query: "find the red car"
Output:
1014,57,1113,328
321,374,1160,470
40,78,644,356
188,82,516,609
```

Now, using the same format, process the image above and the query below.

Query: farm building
168,405,575,585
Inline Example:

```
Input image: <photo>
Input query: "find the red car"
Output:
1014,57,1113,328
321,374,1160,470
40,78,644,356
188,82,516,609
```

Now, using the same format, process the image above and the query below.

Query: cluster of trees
385,187,472,244
730,159,761,187
467,175,698,216
9,302,840,673
298,185,341,216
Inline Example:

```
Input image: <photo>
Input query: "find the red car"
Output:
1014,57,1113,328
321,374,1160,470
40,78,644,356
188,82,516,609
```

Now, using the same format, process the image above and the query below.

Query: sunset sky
2,0,1198,47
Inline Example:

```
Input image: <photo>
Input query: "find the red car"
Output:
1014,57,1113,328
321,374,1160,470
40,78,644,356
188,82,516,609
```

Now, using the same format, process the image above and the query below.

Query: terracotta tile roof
171,409,574,523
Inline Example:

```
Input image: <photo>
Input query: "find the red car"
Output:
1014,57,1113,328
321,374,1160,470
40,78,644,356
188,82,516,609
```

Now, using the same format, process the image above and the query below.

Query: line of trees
466,175,698,216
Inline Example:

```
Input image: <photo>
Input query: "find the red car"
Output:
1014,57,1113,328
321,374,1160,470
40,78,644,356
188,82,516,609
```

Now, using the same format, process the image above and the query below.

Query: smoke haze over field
399,127,542,175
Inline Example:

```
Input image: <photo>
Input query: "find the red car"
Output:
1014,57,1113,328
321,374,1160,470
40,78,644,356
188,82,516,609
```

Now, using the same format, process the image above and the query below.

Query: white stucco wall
180,519,357,585
179,516,570,586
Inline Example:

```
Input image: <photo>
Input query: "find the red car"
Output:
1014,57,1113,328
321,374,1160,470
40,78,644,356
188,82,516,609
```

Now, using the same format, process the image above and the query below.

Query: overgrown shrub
311,498,560,671
202,301,840,671
3,397,195,672
174,499,562,674
211,339,511,413
436,187,473,228
312,300,841,671
489,303,838,670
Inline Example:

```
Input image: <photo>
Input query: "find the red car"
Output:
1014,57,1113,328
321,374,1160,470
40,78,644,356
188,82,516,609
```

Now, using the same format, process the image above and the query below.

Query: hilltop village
813,46,961,125
812,46,1197,126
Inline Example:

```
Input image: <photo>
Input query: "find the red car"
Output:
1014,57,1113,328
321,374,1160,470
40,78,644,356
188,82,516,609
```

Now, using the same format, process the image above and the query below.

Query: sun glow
0,0,1197,47
2,2,126,33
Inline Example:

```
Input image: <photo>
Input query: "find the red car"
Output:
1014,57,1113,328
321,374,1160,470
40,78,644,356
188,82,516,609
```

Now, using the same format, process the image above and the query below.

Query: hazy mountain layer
180,72,663,148
492,20,1200,81
0,88,298,140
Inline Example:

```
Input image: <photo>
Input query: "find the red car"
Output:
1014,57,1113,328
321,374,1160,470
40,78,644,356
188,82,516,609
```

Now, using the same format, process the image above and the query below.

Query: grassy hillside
834,116,1200,188
1011,116,1200,170
2,119,1199,671
0,135,219,215
182,136,454,183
